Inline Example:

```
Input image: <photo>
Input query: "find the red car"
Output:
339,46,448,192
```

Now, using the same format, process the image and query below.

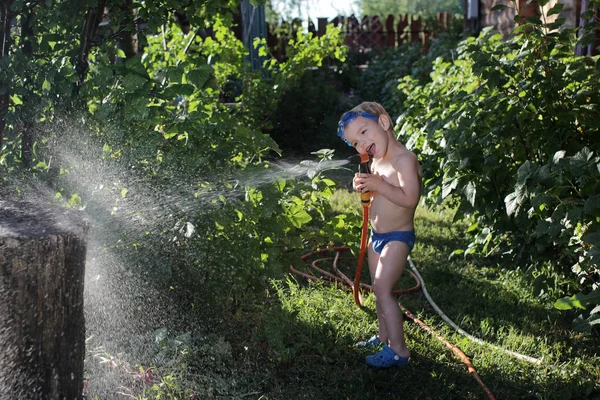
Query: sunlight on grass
263,189,600,399
328,188,362,216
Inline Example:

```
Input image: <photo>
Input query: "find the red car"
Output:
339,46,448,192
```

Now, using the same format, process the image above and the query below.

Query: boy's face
343,116,387,158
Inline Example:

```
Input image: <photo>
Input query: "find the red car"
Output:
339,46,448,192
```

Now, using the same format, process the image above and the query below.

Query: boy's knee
372,282,393,299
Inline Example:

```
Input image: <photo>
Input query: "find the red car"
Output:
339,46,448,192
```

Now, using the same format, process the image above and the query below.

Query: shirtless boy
337,102,422,367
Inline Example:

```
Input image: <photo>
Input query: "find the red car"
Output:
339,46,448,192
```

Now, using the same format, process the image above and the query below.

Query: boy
337,102,421,367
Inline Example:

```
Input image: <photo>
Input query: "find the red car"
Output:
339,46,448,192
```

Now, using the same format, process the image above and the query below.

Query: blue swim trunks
371,229,416,254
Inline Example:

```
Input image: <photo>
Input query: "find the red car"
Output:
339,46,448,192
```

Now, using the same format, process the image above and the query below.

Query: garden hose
289,154,496,399
406,256,543,365
290,245,495,400
348,153,372,307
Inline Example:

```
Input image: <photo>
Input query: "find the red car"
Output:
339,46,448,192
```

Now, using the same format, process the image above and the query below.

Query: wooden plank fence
324,13,456,49
262,13,456,61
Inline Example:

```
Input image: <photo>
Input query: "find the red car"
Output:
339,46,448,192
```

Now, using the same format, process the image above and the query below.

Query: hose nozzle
348,153,372,174
347,153,372,167
348,154,372,204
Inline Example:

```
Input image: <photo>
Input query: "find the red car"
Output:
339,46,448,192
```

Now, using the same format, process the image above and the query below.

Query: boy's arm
374,153,421,209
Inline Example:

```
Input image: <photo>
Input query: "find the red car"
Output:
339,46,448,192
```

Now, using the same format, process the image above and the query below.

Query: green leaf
516,161,532,184
166,67,184,84
491,4,511,11
162,84,195,99
581,229,600,245
554,290,600,310
572,314,591,333
466,222,478,233
505,186,527,217
287,203,312,228
525,16,543,25
580,10,595,20
584,195,600,216
547,2,563,14
547,18,566,30
442,177,458,199
578,32,596,47
186,65,213,89
10,94,23,105
574,146,593,162
125,55,149,78
122,73,147,92
124,96,149,121
572,313,600,333
552,150,566,164
464,181,476,207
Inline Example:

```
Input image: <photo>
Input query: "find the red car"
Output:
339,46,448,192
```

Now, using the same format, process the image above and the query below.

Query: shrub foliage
399,2,600,331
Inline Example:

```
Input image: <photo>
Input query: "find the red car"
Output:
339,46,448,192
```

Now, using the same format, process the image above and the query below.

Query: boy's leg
367,243,388,343
372,241,411,358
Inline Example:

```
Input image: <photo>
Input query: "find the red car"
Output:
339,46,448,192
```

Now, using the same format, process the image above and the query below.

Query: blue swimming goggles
337,111,379,146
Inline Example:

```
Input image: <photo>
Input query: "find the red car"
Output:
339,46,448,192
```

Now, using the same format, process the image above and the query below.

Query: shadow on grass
232,292,598,400
251,303,488,399
414,265,557,337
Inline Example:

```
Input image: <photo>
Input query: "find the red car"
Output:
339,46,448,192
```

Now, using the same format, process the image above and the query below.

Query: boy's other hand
354,172,378,193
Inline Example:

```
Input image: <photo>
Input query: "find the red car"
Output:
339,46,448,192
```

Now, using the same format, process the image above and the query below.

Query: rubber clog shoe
355,335,382,349
365,344,410,368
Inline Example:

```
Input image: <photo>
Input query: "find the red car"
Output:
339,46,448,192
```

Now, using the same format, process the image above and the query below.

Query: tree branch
0,0,15,159
75,0,107,88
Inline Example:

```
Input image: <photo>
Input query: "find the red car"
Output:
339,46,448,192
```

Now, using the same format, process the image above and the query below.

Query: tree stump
0,201,89,399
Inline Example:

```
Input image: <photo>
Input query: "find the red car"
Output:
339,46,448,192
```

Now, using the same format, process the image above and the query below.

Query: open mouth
366,144,374,155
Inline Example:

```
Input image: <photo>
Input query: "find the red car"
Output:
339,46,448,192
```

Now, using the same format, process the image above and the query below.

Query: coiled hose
289,195,497,399
290,245,496,400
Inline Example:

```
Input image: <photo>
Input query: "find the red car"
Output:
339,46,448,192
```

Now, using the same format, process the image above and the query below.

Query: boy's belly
369,195,415,233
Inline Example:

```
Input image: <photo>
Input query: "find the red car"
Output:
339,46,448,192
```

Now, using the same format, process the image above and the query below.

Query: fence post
317,17,328,37
397,13,409,46
240,0,267,70
410,14,423,44
385,15,395,46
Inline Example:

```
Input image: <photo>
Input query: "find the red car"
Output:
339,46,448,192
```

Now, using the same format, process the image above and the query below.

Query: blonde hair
349,102,393,134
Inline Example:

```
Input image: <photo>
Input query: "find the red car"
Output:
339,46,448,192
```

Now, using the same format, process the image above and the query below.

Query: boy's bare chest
372,164,400,187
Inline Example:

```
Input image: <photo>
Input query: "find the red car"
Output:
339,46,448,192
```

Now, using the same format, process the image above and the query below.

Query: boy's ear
378,114,391,131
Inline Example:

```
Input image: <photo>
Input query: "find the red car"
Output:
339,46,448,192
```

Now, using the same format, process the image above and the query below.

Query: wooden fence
262,13,457,61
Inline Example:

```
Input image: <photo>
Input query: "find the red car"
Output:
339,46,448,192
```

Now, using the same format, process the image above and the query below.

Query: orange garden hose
353,203,369,306
289,244,495,400
289,198,496,399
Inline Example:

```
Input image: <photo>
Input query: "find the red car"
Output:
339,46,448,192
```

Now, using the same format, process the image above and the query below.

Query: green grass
115,189,600,399
235,190,600,399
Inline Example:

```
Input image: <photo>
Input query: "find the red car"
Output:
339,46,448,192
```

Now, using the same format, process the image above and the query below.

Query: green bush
357,31,463,121
2,4,350,313
399,11,600,331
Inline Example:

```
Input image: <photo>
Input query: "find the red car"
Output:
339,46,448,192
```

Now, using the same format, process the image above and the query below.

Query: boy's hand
353,173,381,193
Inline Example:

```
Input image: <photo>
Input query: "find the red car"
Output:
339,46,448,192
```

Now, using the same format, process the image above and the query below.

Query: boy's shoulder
390,147,418,166
390,148,421,178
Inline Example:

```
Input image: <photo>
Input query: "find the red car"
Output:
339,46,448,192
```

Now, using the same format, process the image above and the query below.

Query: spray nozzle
347,153,372,166
348,153,372,175
348,154,372,204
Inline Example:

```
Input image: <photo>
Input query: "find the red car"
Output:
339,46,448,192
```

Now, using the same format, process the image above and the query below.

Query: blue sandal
355,335,382,349
365,344,410,368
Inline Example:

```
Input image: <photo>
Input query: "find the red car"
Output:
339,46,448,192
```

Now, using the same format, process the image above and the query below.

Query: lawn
85,190,600,399
219,190,600,400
